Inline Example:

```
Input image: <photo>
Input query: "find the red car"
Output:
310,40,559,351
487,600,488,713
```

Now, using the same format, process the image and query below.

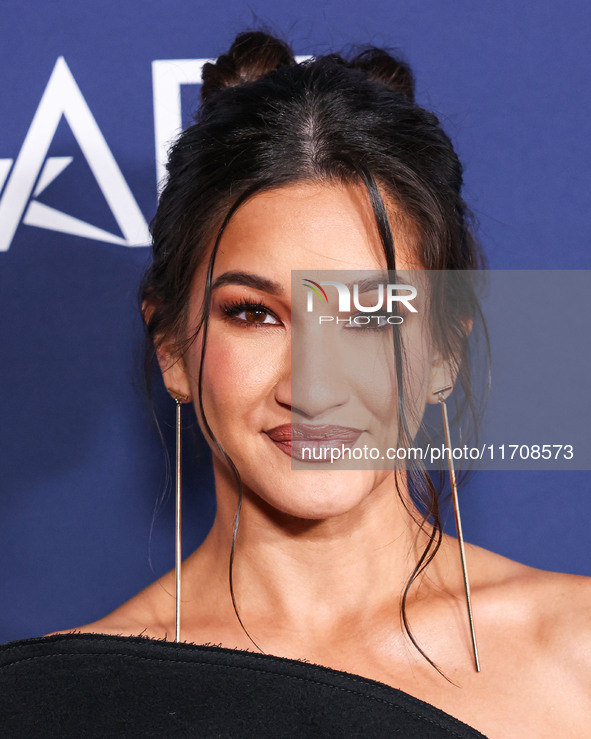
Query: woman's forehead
211,181,417,278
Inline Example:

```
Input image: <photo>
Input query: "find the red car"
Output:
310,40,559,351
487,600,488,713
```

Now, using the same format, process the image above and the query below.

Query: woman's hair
140,30,487,681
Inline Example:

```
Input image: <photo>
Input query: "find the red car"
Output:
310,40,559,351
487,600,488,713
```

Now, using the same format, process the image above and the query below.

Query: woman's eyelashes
220,298,282,328
217,297,408,331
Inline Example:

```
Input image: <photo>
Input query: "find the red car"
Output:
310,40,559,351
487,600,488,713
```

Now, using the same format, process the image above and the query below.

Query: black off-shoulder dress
0,632,488,737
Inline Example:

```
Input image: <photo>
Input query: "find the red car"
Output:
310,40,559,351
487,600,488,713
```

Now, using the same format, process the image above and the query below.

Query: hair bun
348,48,415,103
201,31,296,103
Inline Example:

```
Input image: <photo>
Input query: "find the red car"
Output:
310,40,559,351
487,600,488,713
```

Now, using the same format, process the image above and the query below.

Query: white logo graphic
0,57,150,251
0,55,310,252
305,280,418,313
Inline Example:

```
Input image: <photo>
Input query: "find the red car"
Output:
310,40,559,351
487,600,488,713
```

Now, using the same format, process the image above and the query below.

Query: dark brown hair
140,30,486,681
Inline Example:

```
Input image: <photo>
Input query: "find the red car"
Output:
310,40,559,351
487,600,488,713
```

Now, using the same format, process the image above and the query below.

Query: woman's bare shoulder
519,561,591,716
519,562,591,666
468,540,591,600
467,542,591,702
43,579,173,640
465,540,591,616
43,616,171,640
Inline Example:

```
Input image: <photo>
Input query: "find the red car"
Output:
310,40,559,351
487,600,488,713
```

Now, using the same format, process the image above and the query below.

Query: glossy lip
264,423,363,462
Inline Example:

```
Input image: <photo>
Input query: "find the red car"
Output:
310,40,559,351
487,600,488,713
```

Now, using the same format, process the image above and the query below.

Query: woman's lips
264,423,363,461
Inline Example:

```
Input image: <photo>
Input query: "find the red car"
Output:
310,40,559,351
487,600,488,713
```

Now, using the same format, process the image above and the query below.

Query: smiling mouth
264,423,363,461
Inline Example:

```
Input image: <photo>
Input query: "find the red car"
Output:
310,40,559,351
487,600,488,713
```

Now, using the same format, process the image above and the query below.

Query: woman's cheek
350,328,430,436
201,335,278,415
349,338,398,423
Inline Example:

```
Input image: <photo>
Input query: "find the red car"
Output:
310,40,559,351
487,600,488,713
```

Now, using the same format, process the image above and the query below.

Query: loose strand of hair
359,167,453,682
196,182,278,653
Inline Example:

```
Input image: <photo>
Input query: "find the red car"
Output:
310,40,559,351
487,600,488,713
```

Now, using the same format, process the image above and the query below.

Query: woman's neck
177,468,451,646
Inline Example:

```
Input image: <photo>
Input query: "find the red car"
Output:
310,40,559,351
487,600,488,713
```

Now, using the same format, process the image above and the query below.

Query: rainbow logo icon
302,278,329,303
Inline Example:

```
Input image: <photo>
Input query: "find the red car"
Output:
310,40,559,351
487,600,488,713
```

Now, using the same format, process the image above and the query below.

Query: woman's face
166,181,448,520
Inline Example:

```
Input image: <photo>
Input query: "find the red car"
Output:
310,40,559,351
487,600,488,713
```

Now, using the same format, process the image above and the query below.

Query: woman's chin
245,472,384,522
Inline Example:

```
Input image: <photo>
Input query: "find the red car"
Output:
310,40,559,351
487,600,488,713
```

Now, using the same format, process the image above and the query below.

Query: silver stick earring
433,385,481,673
167,387,189,643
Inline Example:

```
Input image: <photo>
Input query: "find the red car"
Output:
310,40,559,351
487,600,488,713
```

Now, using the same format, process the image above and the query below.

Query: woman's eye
222,301,280,327
239,308,278,325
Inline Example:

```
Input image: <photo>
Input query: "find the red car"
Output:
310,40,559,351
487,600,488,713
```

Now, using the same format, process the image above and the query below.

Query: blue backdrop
1,0,590,642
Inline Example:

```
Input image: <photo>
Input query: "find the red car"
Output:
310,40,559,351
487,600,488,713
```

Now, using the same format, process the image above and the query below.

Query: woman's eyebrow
211,271,285,295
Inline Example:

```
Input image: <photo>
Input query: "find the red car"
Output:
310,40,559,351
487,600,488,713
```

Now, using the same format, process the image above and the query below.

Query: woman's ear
426,317,473,405
427,355,457,405
142,300,193,402
158,351,192,402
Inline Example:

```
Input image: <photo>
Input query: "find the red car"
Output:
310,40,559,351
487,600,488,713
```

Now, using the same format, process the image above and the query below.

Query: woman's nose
275,321,352,419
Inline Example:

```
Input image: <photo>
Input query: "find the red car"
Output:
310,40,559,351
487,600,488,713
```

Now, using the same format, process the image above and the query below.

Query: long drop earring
167,387,190,643
433,385,481,673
